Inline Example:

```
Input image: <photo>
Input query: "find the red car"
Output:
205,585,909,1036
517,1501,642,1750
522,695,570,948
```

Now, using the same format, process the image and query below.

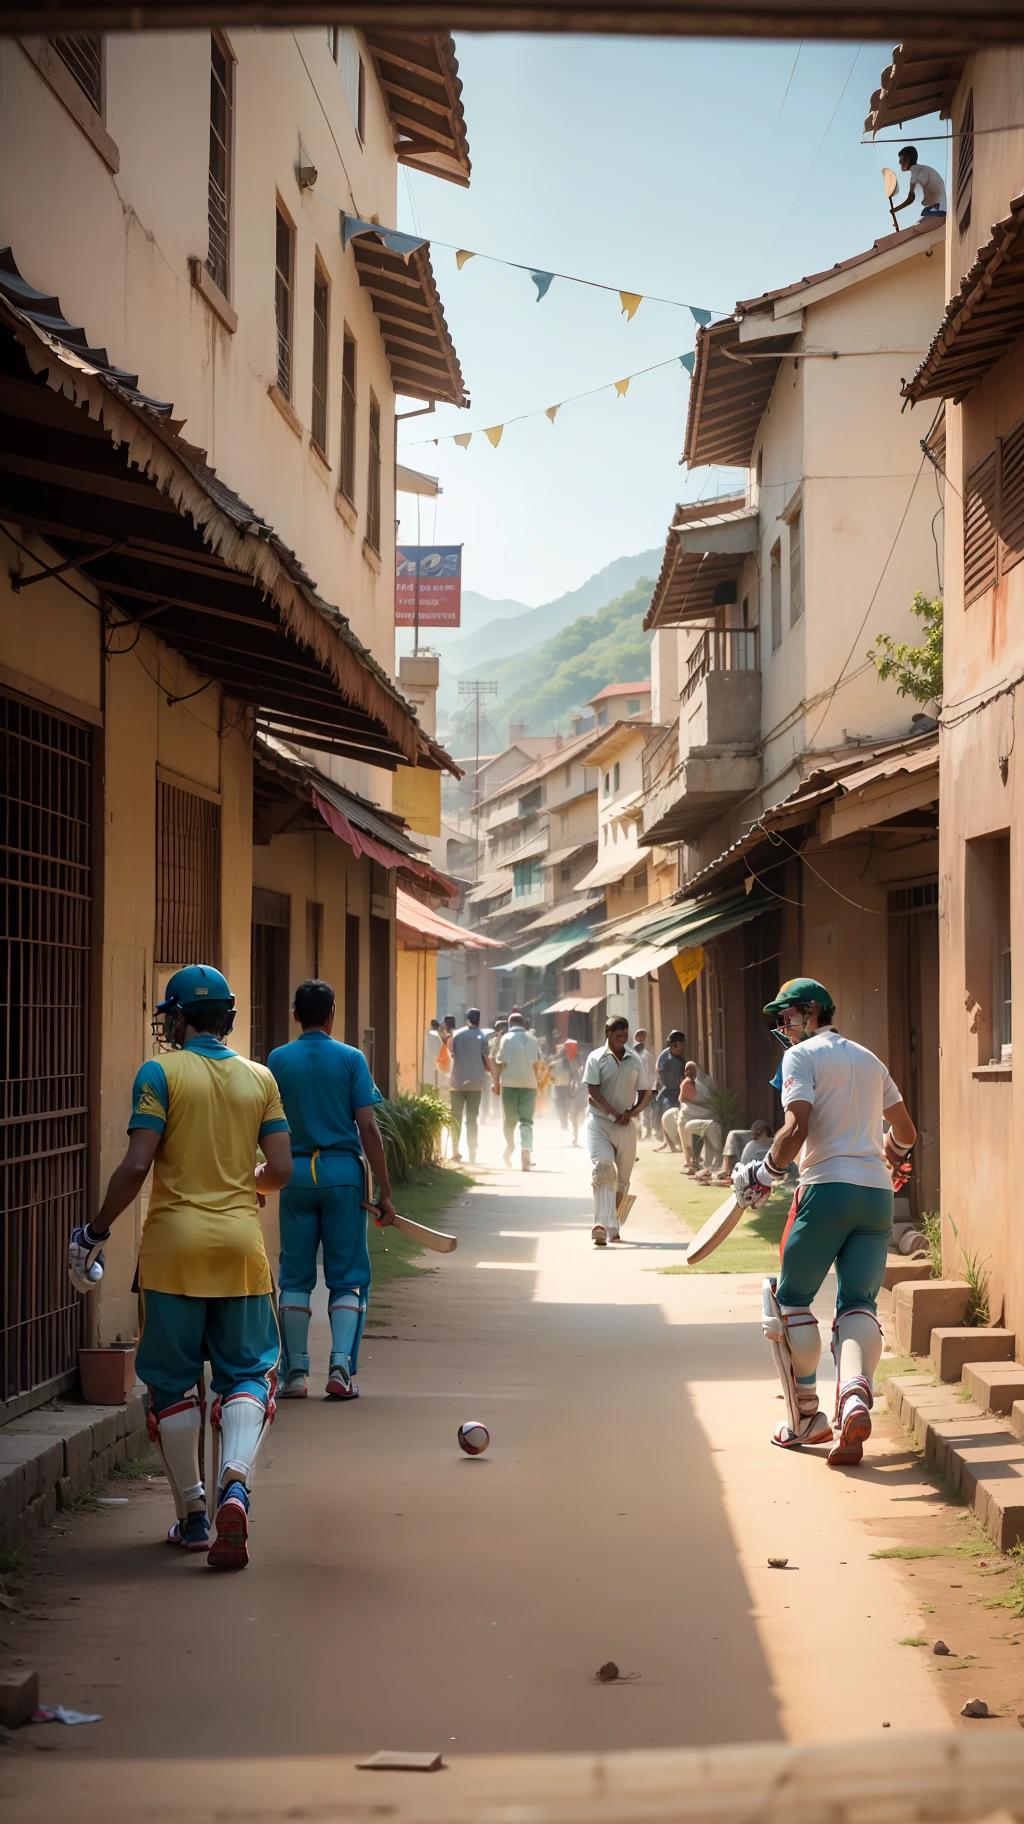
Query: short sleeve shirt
909,163,946,211
449,1024,491,1089
781,1027,900,1189
496,1027,541,1088
268,1031,380,1188
655,1047,686,1105
584,1042,650,1121
130,1036,288,1297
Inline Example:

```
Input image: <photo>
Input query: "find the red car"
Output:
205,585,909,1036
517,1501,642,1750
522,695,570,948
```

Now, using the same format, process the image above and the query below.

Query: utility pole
458,678,497,882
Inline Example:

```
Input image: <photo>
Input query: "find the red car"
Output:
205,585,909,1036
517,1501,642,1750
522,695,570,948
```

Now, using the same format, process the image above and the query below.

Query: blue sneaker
208,1479,250,1571
167,1512,210,1551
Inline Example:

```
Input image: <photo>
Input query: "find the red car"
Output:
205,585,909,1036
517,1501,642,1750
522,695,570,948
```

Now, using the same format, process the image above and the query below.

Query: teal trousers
777,1181,893,1315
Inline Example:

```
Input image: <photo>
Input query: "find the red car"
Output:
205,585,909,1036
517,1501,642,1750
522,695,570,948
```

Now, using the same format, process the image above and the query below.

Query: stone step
1012,1401,1024,1442
892,1278,971,1357
887,1373,1024,1550
930,1326,1016,1382
962,1360,1024,1415
882,1256,933,1294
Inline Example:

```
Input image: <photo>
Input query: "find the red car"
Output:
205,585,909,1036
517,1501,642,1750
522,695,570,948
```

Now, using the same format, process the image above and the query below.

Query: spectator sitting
715,1117,773,1185
679,1061,722,1180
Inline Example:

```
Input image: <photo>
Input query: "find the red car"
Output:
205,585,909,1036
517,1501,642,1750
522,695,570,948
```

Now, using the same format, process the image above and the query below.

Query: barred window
367,393,381,552
964,451,997,605
311,263,330,456
789,508,804,624
155,782,221,964
340,331,357,503
275,205,294,400
50,34,103,114
206,34,233,298
956,89,974,235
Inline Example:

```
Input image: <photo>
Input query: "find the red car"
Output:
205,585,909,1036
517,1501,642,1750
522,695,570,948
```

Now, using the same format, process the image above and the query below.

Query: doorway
888,882,941,1216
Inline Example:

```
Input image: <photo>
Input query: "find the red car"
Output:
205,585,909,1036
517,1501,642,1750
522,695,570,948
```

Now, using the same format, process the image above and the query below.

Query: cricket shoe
828,1377,873,1467
326,1363,359,1400
278,1370,308,1399
208,1481,250,1571
772,1409,833,1450
167,1512,210,1551
592,1224,608,1247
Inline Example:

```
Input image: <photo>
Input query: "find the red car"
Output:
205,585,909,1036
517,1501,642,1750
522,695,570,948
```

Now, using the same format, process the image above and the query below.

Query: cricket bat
363,1204,458,1254
686,1193,744,1264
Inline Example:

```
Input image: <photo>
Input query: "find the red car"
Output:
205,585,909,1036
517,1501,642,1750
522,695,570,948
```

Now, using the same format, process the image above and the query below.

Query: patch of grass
957,1386,976,1402
948,1216,991,1327
0,1541,30,1584
366,1164,473,1323
872,1537,988,1561
876,1355,917,1387
636,1156,793,1274
922,1602,936,1613
61,1486,104,1513
920,1209,943,1278
899,1635,928,1646
981,1543,1024,1617
111,1452,161,1480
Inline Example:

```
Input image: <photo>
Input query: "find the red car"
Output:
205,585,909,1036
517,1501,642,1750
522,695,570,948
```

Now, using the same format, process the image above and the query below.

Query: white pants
660,1107,682,1149
586,1115,637,1238
684,1117,723,1171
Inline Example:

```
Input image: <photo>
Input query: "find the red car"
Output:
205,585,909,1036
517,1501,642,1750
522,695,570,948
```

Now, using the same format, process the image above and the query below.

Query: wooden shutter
963,451,998,604
955,89,974,229
999,418,1024,574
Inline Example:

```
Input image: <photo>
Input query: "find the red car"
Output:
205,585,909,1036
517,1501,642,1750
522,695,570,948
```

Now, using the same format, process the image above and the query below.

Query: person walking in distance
633,1030,656,1138
423,1018,443,1091
493,1012,542,1169
67,966,293,1571
268,979,397,1403
585,1016,651,1246
449,1008,493,1164
565,1038,587,1145
653,1031,687,1151
732,978,916,1466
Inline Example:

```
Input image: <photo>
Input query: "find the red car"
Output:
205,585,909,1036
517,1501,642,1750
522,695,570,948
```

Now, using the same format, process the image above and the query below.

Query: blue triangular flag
341,214,426,258
530,270,555,301
679,352,695,374
690,307,712,327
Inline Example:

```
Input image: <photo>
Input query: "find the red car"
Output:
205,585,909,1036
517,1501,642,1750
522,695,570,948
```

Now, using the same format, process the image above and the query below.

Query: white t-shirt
781,1028,901,1189
908,163,946,211
496,1026,541,1088
584,1042,650,1121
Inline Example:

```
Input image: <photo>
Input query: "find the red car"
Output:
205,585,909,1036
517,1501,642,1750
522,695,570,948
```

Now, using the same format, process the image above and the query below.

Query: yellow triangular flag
614,377,630,398
484,424,504,448
545,405,560,423
619,291,642,321
454,432,472,449
455,249,475,270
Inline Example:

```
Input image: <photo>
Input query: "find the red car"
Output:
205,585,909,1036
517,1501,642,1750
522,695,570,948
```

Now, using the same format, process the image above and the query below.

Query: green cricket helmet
763,977,835,1017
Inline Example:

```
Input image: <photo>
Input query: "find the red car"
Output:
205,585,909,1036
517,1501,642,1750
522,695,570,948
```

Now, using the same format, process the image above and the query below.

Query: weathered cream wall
251,826,370,1034
0,26,400,810
396,943,437,1093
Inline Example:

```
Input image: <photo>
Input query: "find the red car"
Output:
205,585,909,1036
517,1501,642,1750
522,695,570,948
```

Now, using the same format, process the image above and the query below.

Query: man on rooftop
892,146,946,222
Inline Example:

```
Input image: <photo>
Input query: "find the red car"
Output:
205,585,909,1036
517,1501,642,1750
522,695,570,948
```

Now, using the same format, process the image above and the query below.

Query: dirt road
1,1116,951,1774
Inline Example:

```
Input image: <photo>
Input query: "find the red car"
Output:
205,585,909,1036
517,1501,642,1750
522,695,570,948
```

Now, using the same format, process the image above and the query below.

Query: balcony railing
681,627,760,704
640,722,677,796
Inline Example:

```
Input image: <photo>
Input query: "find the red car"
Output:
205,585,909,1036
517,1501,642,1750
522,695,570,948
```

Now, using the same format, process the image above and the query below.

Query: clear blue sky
395,34,947,608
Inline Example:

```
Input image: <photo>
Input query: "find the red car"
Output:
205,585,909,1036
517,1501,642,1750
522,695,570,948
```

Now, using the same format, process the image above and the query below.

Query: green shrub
920,1209,943,1278
374,1091,452,1183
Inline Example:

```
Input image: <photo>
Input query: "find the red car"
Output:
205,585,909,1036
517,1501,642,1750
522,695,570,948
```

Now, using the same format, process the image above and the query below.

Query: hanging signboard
395,545,463,627
672,945,705,993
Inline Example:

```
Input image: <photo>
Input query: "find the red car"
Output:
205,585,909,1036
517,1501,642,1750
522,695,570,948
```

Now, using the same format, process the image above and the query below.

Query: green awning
495,917,600,972
604,889,776,975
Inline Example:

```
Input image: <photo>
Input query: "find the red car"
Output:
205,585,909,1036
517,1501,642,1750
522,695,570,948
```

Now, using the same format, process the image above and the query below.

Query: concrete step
1012,1401,1024,1442
892,1278,971,1356
930,1326,1015,1382
962,1360,1024,1415
887,1372,1024,1550
882,1256,933,1294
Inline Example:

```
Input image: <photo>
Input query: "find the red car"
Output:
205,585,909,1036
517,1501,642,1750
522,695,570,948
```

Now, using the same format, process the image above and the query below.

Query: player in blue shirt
267,979,396,1401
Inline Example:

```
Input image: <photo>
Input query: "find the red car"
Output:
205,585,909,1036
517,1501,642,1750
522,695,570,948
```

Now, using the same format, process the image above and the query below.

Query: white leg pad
216,1392,271,1493
834,1307,884,1389
592,1157,618,1235
762,1279,830,1444
151,1398,205,1519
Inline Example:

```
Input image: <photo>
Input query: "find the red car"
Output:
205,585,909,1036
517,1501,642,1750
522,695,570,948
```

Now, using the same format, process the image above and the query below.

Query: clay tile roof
643,496,749,632
350,234,467,407
903,191,1024,403
364,31,471,189
864,42,966,135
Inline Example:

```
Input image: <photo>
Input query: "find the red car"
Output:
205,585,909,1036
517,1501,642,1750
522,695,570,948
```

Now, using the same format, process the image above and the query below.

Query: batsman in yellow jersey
68,966,293,1571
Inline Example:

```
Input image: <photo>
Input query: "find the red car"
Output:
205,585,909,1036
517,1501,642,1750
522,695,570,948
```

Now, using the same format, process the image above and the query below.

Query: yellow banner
672,945,704,993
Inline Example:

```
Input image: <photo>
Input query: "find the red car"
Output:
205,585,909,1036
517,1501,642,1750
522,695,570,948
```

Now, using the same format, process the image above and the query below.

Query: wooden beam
819,772,939,844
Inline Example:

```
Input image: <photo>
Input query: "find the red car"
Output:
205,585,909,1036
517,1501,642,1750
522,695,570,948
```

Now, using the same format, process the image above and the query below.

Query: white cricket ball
457,1420,489,1455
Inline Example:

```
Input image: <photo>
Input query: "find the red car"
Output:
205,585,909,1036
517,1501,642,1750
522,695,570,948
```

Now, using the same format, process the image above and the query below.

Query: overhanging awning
573,850,646,892
864,43,966,134
348,228,467,407
364,30,471,189
644,496,751,631
396,888,504,949
904,192,1024,403
541,994,605,1015
0,248,454,775
497,917,600,972
683,319,798,470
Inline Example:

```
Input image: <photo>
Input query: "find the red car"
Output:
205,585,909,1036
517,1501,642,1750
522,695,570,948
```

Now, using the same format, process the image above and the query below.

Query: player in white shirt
893,146,947,220
584,1016,651,1245
733,978,916,1466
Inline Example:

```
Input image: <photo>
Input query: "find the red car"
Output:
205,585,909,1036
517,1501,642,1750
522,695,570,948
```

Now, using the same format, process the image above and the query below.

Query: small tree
868,592,943,707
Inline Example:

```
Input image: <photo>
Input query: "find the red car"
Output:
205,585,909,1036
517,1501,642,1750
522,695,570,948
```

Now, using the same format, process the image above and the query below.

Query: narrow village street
2,1118,965,1802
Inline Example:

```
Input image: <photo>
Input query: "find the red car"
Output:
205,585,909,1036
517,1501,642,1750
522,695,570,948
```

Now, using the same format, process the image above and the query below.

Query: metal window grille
206,34,232,296
888,881,939,916
1,691,91,1406
963,451,998,605
955,89,974,231
367,394,381,552
340,333,357,503
155,783,221,965
312,269,330,456
250,888,290,1064
789,509,804,624
769,543,782,650
50,33,103,113
275,207,294,400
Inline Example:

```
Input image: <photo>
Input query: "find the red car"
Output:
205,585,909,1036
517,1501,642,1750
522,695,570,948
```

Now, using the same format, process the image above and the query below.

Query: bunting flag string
327,202,728,323
400,350,696,450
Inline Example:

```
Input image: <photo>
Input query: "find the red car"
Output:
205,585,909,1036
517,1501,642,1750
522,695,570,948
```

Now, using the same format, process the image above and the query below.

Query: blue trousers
137,1289,279,1414
278,1182,371,1374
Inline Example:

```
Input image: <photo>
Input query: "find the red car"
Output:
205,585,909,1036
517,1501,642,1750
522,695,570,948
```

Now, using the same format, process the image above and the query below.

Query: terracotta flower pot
78,1344,137,1405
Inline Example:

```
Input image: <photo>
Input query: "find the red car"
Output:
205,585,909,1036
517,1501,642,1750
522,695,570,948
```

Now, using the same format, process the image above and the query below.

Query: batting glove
68,1223,111,1294
732,1153,786,1211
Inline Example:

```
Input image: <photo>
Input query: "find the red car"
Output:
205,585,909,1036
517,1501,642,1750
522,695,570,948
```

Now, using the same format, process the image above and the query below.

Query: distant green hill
452,577,654,747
